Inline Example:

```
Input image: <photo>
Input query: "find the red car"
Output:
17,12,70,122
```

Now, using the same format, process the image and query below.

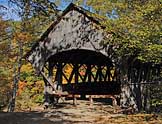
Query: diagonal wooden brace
41,71,65,102
41,71,57,92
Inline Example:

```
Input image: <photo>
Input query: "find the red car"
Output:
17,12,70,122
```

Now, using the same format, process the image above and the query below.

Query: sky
0,0,20,20
0,0,91,20
0,0,73,20
0,0,117,21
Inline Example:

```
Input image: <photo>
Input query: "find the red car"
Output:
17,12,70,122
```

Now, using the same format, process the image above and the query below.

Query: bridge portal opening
43,49,120,97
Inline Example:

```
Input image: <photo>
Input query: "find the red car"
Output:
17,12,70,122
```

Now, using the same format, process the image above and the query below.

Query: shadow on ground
0,100,162,124
0,110,90,124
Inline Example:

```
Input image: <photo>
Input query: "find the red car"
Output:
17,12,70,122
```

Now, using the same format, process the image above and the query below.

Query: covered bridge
26,3,162,111
26,3,120,107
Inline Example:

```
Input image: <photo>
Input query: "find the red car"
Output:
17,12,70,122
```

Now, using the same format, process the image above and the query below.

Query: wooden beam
41,71,57,92
48,61,53,83
74,64,79,83
57,63,62,85
78,72,85,82
62,72,70,83
68,64,75,83
98,66,103,82
87,64,91,83
41,71,65,102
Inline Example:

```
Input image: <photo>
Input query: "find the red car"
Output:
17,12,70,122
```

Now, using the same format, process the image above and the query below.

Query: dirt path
0,100,162,124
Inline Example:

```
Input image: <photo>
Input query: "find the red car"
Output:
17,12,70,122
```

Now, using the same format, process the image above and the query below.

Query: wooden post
112,96,117,106
48,61,54,93
42,62,54,107
87,64,91,83
98,65,102,82
57,63,62,86
74,64,78,83
89,95,93,106
73,94,77,105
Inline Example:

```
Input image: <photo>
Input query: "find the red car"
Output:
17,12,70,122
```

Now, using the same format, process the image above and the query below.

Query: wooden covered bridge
26,3,161,110
26,3,120,106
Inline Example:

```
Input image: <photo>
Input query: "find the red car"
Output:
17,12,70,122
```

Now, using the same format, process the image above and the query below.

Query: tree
81,0,162,64
7,0,59,112
0,6,13,110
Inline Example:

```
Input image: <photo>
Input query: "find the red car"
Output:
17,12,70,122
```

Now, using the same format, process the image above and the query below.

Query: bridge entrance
43,49,120,105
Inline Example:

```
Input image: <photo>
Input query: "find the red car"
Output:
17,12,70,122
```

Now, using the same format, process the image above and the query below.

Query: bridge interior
44,49,120,96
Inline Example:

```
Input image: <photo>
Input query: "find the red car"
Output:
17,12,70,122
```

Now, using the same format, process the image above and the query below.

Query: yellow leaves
64,64,73,74
138,44,162,63
21,63,33,73
13,32,33,43
62,64,74,84
35,80,44,87
11,31,33,50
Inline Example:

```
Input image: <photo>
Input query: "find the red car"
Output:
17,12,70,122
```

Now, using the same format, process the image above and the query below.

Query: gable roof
25,3,108,59
40,3,107,41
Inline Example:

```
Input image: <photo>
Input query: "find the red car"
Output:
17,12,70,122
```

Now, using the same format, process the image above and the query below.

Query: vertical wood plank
57,63,62,85
74,63,79,83
87,64,91,83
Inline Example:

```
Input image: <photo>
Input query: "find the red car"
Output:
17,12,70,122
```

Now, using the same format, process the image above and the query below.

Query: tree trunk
8,42,23,112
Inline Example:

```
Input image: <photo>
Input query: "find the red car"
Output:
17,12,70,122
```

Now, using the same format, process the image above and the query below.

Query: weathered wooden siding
28,9,107,72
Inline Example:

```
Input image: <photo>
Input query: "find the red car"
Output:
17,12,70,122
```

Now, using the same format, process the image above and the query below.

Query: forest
0,0,161,117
